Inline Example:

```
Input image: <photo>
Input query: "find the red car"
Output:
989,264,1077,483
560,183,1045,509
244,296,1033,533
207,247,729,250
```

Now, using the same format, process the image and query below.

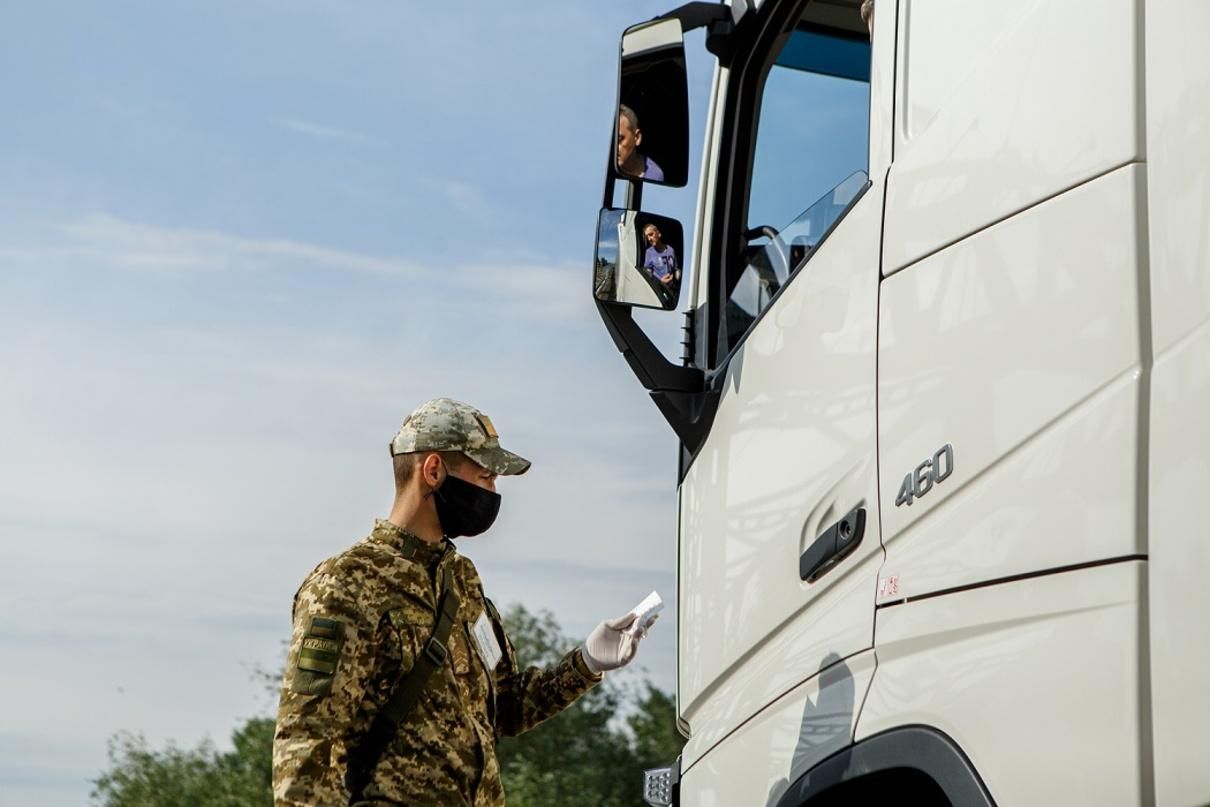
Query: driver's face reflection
617,117,641,170
645,226,663,248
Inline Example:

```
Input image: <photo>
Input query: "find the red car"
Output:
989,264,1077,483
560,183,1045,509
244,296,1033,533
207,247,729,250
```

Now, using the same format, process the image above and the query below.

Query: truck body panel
860,561,1148,805
883,0,1142,277
1144,3,1210,803
678,178,883,746
878,164,1148,603
680,650,876,805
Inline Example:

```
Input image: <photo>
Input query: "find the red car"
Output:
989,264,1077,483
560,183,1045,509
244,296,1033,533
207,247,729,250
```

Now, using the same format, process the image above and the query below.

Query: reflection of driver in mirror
617,105,664,182
642,224,679,287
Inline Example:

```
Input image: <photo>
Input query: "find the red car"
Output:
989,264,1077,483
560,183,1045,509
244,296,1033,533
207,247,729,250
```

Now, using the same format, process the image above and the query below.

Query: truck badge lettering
896,444,954,507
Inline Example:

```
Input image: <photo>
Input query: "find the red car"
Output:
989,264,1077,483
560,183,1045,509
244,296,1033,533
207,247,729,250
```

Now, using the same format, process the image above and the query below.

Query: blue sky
0,2,713,804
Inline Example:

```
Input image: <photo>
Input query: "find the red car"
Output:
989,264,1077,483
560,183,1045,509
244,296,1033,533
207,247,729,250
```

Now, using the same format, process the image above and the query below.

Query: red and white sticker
878,575,900,599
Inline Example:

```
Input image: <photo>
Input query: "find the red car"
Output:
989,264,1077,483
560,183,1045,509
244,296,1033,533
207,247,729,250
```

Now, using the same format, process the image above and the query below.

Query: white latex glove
582,612,657,674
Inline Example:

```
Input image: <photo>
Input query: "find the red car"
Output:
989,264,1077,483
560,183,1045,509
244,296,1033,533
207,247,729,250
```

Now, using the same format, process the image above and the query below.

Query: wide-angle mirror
594,208,684,310
614,19,690,187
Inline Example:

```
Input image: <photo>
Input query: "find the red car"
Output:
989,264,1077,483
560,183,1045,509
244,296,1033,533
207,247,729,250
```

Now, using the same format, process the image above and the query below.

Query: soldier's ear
421,452,445,488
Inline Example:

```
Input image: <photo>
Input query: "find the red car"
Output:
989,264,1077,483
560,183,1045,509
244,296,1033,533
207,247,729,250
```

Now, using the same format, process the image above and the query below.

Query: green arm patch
290,617,346,695
308,616,343,639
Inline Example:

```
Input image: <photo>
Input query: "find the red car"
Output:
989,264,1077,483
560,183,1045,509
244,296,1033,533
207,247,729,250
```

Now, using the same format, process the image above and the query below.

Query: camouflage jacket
273,520,601,806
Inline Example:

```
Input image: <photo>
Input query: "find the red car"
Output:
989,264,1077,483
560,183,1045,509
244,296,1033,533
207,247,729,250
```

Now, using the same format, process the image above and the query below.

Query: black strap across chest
345,575,461,801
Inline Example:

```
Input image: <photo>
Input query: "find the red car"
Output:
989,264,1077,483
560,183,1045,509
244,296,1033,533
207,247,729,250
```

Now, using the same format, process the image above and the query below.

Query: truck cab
592,1,1210,805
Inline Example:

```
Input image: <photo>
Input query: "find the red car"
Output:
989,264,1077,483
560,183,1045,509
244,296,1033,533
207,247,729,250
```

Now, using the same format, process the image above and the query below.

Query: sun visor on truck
775,27,871,82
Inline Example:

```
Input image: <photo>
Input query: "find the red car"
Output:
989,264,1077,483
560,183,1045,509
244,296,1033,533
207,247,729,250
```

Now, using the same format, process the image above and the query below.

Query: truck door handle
800,506,866,582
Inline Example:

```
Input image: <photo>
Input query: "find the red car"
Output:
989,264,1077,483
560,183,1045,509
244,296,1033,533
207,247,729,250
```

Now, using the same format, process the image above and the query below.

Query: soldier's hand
582,612,649,674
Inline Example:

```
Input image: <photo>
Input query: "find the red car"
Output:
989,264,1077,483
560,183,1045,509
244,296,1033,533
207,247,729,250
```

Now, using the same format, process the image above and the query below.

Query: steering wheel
743,224,791,284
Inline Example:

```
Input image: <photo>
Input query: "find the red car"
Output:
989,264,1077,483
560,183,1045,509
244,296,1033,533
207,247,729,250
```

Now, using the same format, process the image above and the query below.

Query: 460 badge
895,444,954,507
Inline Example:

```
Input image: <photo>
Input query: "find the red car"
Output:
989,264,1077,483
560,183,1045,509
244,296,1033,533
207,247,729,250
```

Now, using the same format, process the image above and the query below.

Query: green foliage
495,604,685,807
501,605,571,670
92,718,274,807
92,605,684,806
629,684,685,769
496,606,635,805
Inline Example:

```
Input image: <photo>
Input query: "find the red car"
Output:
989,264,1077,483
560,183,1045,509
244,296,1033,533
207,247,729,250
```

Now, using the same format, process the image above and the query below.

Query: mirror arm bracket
652,386,719,456
595,300,718,453
596,300,702,393
655,2,737,64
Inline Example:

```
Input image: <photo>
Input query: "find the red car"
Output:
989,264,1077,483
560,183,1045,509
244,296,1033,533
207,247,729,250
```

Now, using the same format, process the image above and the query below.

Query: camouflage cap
390,398,531,476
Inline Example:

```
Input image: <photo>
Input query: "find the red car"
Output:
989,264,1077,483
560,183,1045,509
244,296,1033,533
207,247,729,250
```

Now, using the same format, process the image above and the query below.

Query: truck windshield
722,16,871,355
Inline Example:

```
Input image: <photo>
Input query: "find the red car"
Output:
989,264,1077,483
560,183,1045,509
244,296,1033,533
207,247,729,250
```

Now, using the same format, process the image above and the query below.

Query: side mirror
594,208,684,311
613,19,690,188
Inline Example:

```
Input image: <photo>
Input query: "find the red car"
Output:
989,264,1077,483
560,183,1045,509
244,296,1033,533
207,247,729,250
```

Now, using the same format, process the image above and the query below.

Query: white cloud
270,116,377,146
56,213,418,275
2,213,594,323
441,180,486,215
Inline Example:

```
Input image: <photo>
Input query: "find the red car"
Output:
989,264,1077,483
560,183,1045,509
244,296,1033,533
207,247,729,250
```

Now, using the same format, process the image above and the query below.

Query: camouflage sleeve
492,626,602,738
272,570,375,806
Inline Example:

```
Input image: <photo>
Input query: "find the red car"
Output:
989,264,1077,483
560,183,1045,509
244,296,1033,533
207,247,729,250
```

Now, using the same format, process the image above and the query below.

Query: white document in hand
629,590,664,634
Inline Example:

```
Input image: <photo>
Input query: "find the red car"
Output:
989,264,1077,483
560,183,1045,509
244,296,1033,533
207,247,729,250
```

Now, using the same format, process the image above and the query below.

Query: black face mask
432,473,501,538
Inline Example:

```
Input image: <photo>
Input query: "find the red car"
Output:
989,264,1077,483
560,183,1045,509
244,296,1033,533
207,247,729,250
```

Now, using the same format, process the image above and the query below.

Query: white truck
592,1,1210,804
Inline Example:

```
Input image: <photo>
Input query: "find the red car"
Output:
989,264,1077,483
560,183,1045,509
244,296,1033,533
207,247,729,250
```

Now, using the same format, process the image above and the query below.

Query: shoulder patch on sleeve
290,616,346,695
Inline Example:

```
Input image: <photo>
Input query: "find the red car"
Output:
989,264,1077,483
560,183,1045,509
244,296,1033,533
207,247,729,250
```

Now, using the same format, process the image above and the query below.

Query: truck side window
723,15,871,354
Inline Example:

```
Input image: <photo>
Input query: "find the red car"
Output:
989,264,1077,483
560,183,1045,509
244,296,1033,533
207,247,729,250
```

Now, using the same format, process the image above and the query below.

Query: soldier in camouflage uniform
273,398,653,806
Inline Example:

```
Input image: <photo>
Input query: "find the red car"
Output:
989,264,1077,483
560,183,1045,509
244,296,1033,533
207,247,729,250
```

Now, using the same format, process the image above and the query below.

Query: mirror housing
591,5,738,457
613,20,690,188
595,208,684,310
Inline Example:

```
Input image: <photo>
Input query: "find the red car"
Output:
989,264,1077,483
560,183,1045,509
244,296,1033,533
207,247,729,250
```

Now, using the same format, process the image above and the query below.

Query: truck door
677,0,894,774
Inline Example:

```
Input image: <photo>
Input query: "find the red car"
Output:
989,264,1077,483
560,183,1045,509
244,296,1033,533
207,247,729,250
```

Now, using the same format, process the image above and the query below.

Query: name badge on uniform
470,610,502,672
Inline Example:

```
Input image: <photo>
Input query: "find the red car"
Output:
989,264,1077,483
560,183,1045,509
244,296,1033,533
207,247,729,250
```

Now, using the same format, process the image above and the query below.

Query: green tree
493,605,687,807
92,717,274,807
628,684,685,770
92,604,684,806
